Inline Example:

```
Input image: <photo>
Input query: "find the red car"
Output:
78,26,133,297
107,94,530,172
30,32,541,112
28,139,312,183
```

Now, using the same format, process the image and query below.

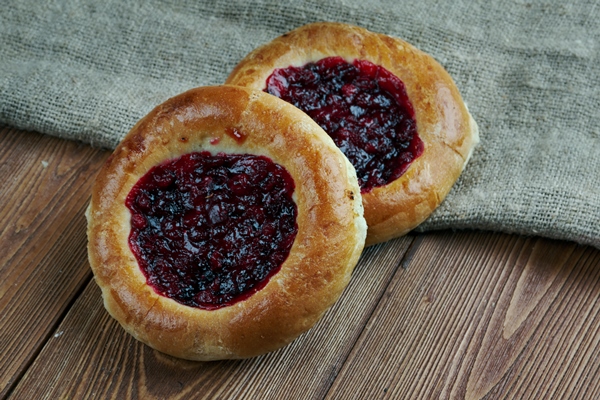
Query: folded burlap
1,0,598,248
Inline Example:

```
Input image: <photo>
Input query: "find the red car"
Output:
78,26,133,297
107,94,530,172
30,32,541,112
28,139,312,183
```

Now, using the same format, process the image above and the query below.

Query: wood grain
0,127,110,399
325,232,600,400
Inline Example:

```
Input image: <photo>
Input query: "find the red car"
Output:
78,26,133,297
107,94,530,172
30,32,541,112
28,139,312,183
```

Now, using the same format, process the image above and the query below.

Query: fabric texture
1,0,598,248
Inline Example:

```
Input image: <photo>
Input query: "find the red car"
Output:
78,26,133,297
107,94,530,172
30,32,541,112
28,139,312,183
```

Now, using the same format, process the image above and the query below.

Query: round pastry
86,85,366,360
226,22,479,245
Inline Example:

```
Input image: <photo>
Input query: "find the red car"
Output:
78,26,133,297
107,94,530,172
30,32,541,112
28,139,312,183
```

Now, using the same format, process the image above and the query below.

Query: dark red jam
125,151,298,310
265,56,423,193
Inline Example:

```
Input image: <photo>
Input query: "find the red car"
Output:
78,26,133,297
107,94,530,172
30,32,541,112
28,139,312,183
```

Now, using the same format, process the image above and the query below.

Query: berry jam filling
125,151,298,310
265,56,423,193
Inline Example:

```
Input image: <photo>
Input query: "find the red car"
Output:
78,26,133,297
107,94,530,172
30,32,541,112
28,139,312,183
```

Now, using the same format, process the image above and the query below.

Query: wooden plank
324,232,600,399
0,127,110,399
5,125,599,399
8,227,414,399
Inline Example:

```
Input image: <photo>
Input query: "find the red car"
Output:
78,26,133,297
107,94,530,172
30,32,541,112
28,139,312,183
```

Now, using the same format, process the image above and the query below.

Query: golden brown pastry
86,85,366,360
226,22,479,245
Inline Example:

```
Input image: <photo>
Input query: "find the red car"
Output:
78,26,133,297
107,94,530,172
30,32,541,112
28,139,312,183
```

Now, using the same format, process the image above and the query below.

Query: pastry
226,22,479,245
86,85,366,360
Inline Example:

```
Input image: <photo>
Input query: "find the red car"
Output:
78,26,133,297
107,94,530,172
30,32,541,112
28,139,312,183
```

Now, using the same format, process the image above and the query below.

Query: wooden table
2,125,599,399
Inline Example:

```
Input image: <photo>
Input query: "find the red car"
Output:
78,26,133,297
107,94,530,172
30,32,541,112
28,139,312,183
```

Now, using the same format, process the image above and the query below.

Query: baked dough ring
226,22,479,245
86,85,366,360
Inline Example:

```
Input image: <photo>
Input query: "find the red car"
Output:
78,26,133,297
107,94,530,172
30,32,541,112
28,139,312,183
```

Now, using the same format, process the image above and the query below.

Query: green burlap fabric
1,0,598,248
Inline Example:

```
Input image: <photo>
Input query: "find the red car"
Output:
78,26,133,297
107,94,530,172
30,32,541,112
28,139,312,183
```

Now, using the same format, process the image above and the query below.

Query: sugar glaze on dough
86,85,367,360
226,22,479,245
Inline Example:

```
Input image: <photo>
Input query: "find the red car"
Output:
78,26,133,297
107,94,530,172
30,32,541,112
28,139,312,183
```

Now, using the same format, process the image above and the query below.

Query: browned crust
86,85,366,360
226,22,479,245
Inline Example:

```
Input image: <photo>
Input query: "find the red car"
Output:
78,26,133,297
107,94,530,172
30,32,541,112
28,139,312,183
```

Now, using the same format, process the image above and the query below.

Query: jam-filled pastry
226,22,479,245
86,85,366,360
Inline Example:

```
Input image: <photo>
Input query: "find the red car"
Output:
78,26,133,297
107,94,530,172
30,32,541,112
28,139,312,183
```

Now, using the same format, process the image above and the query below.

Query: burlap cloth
1,0,598,248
